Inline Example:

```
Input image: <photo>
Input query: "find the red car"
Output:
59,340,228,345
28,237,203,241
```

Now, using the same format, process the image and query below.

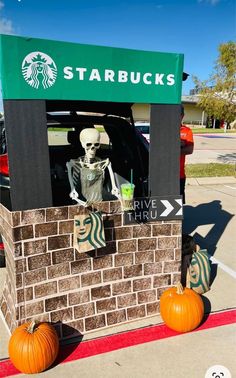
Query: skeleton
66,128,120,207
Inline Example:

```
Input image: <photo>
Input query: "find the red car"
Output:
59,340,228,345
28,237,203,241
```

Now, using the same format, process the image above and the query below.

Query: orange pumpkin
160,282,204,332
8,320,59,374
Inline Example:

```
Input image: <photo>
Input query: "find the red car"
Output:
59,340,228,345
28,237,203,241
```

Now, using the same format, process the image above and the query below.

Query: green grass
191,128,236,134
48,128,71,132
186,163,236,178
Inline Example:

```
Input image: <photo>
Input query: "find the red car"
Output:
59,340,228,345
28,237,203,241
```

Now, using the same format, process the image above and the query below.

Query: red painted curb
0,309,235,377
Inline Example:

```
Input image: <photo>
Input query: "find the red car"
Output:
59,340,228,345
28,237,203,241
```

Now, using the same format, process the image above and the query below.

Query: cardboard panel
3,100,52,210
149,104,180,196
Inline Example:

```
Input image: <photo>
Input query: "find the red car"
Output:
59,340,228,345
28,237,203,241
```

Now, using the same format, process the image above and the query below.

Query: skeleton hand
111,187,121,199
69,189,87,207
69,188,79,201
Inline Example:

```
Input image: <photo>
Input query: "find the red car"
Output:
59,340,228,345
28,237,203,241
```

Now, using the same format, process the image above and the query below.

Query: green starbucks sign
0,34,183,103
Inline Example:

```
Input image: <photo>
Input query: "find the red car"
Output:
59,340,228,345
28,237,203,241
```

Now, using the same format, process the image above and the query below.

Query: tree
193,41,236,125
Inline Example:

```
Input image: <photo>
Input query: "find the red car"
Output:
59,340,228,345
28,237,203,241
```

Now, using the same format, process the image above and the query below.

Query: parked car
135,121,150,142
0,102,149,266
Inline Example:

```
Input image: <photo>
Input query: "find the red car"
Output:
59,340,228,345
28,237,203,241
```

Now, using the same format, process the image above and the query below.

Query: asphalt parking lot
187,133,236,164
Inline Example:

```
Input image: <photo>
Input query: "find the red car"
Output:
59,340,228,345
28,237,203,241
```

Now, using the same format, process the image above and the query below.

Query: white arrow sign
160,200,174,217
175,199,183,216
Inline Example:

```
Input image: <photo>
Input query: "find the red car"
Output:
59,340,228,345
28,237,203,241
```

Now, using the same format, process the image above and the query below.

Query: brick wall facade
0,201,182,341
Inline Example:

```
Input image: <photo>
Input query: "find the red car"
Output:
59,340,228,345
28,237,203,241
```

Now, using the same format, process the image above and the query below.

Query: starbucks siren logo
22,51,57,89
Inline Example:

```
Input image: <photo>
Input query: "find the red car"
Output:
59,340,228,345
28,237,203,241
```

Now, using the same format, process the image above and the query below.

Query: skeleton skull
80,128,100,160
67,127,120,205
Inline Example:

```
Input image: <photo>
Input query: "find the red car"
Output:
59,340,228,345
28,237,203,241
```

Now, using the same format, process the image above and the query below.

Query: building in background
132,94,206,126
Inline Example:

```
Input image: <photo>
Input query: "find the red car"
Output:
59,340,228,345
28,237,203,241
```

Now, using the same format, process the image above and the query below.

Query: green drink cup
120,183,135,211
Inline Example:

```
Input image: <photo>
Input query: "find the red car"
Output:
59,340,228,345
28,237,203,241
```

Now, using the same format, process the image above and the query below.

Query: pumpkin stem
27,320,38,334
176,282,184,295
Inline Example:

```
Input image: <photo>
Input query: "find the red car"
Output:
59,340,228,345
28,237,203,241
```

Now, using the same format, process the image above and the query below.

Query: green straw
130,169,133,186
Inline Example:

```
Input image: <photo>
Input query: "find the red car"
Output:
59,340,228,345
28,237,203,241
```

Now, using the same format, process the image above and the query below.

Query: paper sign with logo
74,211,106,253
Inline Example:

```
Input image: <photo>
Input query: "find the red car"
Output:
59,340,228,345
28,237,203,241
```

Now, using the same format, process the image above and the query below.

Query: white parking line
210,256,236,279
224,185,236,190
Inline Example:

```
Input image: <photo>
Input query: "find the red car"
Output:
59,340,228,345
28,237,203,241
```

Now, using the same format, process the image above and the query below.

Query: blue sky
0,0,235,110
